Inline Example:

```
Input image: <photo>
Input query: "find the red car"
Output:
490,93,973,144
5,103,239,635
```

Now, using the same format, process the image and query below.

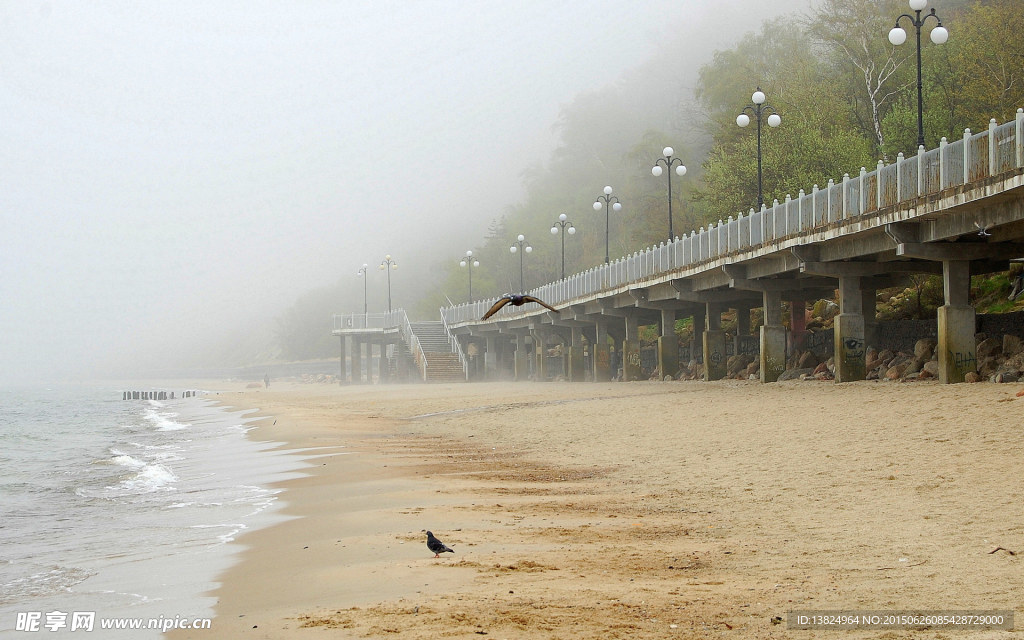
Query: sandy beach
168,379,1023,639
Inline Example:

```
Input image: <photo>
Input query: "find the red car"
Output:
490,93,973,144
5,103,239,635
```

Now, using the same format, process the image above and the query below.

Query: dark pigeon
481,294,557,320
426,531,454,558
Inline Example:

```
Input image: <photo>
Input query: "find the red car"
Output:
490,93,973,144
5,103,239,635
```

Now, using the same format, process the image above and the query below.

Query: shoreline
170,380,1023,639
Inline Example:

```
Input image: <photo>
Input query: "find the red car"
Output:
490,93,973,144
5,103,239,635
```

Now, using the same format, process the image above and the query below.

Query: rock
885,363,908,380
914,338,937,360
1003,334,1023,357
778,367,814,381
919,367,934,379
878,349,894,364
865,347,878,364
923,361,939,377
904,356,928,375
977,337,1002,359
866,368,880,380
745,360,760,376
1017,388,1024,397
728,354,754,376
992,371,1020,383
965,372,982,383
865,358,882,371
978,356,1001,377
798,351,819,370
813,361,830,375
814,371,834,381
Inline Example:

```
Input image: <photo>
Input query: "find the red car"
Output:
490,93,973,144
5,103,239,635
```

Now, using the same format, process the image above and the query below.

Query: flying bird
426,531,455,558
481,294,558,319
975,222,992,237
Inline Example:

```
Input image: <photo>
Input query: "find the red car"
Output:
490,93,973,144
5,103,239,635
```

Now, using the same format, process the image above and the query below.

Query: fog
0,0,812,384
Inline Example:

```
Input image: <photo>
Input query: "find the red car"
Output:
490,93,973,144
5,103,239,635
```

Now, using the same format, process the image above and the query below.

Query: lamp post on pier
509,234,532,293
736,87,781,210
549,213,575,280
379,254,397,314
888,0,949,149
459,250,479,303
592,186,621,265
651,147,687,242
356,263,369,325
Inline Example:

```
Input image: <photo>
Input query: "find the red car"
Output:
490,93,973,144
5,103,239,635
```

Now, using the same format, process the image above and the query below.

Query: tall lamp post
549,213,576,279
356,263,369,324
888,0,949,149
459,250,479,303
379,254,397,313
736,87,782,210
509,234,532,293
651,147,687,242
592,186,621,265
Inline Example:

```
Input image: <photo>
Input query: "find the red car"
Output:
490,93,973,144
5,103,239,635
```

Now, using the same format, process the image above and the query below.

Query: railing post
963,128,972,184
858,167,866,214
826,179,835,222
896,153,904,201
841,173,850,219
1017,109,1024,169
917,145,925,196
988,117,997,176
876,160,884,209
810,185,818,226
939,137,947,189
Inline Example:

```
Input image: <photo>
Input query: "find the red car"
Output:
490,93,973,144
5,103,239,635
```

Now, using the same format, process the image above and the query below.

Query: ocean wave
142,408,189,431
0,565,95,605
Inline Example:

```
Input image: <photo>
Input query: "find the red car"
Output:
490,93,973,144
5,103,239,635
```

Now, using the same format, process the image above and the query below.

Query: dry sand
168,379,1023,639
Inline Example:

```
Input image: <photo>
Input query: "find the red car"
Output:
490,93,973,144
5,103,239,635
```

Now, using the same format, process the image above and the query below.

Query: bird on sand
426,531,455,558
481,294,558,319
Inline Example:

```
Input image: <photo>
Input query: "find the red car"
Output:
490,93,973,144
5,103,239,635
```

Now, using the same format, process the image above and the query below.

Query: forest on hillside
276,0,1024,362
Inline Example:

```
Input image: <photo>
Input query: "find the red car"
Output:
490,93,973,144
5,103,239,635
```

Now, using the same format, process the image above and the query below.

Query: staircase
410,321,466,383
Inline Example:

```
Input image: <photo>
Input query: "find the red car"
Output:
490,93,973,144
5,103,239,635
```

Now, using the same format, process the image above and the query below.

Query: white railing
441,310,468,378
442,109,1024,326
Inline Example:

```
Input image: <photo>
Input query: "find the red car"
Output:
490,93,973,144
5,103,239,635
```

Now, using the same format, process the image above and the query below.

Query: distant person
264,374,270,389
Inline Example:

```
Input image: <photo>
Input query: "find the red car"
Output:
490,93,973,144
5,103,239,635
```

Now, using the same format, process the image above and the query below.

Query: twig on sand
988,546,1017,556
875,560,927,570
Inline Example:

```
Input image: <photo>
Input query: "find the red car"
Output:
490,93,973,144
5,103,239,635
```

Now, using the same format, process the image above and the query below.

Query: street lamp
736,87,782,210
550,213,576,279
379,254,397,313
651,147,687,242
509,234,532,293
888,0,949,149
356,263,369,324
592,186,621,265
459,250,480,303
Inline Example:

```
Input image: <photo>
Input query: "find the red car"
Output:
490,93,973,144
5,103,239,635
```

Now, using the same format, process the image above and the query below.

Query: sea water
0,384,309,637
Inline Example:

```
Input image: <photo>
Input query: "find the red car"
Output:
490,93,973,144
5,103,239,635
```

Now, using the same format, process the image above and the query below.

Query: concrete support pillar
657,308,679,379
691,312,705,363
734,305,751,356
622,314,642,381
377,343,388,383
533,332,548,381
862,288,879,350
569,327,586,382
788,298,807,353
834,276,866,382
339,336,347,384
593,321,612,382
760,290,786,383
484,336,498,380
703,303,727,381
938,260,976,383
351,338,363,383
514,333,530,381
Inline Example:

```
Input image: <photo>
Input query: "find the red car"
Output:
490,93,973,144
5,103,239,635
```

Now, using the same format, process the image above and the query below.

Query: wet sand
169,379,1023,639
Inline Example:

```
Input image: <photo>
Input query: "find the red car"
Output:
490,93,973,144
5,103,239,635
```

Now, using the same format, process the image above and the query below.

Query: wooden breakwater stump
122,390,201,400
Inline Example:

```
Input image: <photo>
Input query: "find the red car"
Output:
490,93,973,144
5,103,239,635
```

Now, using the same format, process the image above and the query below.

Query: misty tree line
277,0,1022,361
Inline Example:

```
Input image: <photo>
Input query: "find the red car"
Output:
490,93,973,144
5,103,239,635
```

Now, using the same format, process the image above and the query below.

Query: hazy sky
1,0,809,383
